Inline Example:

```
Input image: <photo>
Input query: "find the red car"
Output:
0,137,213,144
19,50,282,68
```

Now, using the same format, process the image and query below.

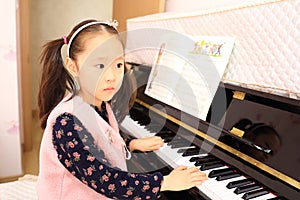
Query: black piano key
242,188,269,200
180,148,204,157
200,162,224,171
144,123,160,128
156,130,174,137
189,155,209,162
168,141,194,149
177,147,197,153
163,138,173,143
189,153,216,162
145,126,158,131
185,147,200,152
180,145,200,152
160,135,175,142
177,146,200,155
162,137,176,143
145,123,162,128
195,160,219,167
145,127,162,133
216,172,240,181
208,167,236,178
234,183,261,194
157,129,173,133
193,156,217,164
170,142,193,149
137,119,150,125
169,136,186,140
166,137,182,142
227,179,254,189
138,122,149,126
167,138,189,146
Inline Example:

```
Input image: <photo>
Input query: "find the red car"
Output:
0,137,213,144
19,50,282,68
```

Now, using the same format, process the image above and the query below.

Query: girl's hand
129,136,164,152
161,166,208,191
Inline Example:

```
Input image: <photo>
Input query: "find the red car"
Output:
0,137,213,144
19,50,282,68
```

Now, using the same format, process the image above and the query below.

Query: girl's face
75,33,124,107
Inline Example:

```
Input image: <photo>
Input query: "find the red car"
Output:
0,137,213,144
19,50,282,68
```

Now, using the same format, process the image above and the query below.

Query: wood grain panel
113,0,165,32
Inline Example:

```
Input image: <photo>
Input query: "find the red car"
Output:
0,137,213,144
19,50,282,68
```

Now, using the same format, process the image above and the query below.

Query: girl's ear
65,57,79,76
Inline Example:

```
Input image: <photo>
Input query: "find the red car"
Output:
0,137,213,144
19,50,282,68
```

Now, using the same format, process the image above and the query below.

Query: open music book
145,35,235,120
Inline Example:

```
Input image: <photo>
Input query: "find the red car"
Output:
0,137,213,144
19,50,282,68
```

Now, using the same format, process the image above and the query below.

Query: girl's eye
117,63,123,68
96,63,105,69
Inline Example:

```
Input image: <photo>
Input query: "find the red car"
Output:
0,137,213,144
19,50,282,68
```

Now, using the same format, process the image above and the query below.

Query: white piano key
201,176,246,196
212,181,261,200
222,192,245,200
251,193,277,200
197,164,250,200
155,143,195,168
175,154,208,167
121,115,156,138
219,185,276,200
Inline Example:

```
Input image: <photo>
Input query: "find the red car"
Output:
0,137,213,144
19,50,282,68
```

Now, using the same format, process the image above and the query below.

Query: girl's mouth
103,87,115,91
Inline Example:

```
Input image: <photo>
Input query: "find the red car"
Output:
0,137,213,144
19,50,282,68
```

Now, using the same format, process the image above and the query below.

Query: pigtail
38,38,75,129
38,19,121,129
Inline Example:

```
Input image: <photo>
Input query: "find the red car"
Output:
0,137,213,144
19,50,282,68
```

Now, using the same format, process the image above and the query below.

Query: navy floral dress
52,112,163,200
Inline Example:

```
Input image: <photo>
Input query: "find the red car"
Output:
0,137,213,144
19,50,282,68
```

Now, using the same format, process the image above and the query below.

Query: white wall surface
30,0,113,109
0,0,22,178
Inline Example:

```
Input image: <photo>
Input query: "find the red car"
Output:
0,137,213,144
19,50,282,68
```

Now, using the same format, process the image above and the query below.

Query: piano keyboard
120,115,285,200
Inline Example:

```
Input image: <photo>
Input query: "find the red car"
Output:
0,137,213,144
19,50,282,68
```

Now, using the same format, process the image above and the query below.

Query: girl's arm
53,112,163,199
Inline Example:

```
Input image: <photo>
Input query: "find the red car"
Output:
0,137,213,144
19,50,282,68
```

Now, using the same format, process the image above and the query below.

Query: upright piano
115,64,300,200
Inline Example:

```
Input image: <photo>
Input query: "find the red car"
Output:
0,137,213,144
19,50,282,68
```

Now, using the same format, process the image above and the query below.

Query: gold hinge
233,91,246,100
230,127,245,137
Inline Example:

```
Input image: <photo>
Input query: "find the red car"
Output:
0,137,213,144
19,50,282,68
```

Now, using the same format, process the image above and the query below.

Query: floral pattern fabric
52,112,163,199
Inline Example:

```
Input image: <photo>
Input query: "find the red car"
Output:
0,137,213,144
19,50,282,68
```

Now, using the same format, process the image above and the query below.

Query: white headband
65,19,119,57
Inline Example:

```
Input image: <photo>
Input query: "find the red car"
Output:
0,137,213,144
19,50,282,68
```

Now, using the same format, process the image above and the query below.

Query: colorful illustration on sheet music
190,39,225,57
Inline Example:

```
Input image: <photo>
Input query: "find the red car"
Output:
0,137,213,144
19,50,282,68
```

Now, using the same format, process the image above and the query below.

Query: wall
30,0,113,110
0,0,22,178
165,0,271,12
29,0,273,110
113,0,165,32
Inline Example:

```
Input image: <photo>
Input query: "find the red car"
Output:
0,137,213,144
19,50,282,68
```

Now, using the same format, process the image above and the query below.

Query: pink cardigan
36,94,127,200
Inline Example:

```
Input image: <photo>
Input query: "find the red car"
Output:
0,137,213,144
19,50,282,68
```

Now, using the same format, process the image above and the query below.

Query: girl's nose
105,66,116,82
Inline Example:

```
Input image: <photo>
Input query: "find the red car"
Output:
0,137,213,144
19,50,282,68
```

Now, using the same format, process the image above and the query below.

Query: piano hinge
233,91,246,100
230,127,245,137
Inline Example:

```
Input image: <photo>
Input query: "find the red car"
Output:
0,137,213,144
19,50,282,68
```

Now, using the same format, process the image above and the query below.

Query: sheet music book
145,35,235,120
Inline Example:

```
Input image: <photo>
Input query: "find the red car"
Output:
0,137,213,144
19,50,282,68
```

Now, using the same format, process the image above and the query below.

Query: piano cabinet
114,64,300,200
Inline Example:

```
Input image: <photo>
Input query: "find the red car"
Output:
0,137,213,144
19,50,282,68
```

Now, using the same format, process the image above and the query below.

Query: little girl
37,19,207,200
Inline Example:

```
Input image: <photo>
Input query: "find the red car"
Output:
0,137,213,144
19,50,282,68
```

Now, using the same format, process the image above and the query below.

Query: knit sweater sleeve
52,112,163,199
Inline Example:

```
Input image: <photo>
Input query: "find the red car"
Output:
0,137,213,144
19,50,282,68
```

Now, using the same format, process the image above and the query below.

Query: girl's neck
77,90,103,110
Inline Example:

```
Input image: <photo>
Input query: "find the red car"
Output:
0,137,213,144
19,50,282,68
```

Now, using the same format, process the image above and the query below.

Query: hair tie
62,36,68,44
106,19,119,30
